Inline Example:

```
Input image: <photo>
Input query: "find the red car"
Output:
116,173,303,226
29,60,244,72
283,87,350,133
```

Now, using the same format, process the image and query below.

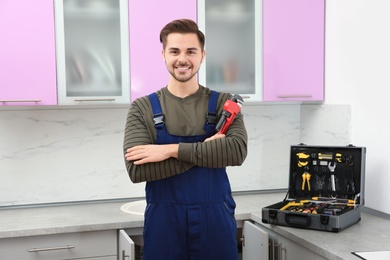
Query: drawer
0,230,117,260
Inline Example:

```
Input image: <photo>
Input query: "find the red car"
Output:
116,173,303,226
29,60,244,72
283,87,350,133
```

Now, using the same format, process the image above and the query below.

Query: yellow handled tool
312,197,355,204
318,152,343,162
297,152,310,159
280,200,309,211
301,173,311,191
297,152,310,167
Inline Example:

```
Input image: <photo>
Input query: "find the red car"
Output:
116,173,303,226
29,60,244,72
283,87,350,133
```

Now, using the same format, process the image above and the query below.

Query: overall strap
148,93,165,131
149,91,219,132
205,91,219,125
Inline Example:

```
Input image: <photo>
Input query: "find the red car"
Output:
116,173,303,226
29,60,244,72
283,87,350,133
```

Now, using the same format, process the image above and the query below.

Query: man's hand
204,133,225,142
125,144,179,165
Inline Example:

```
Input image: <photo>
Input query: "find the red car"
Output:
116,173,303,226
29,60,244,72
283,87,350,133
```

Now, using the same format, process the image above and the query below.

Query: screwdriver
312,197,355,204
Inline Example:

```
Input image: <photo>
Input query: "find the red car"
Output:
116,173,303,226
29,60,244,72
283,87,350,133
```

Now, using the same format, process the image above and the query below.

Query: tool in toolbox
280,198,357,211
280,200,309,211
297,152,310,167
262,144,366,232
301,172,311,191
328,161,337,197
312,196,356,204
318,152,343,162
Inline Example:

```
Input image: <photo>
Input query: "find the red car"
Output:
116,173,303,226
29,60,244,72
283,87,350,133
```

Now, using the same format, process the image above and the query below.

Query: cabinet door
198,0,262,102
263,0,325,102
119,230,135,260
0,0,57,106
242,221,268,260
279,236,315,260
314,253,328,260
129,0,197,101
0,230,117,260
55,0,130,105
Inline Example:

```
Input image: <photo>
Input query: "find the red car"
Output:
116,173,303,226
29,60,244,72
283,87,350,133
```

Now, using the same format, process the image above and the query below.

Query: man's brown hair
160,19,205,51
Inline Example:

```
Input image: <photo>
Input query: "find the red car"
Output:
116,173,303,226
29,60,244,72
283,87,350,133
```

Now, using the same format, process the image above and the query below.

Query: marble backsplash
0,104,350,206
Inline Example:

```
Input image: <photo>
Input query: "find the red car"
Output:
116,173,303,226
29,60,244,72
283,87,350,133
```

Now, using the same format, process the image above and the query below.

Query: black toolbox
262,144,366,232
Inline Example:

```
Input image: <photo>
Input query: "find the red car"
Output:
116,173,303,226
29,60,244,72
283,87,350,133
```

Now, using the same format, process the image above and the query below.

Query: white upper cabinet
197,0,263,102
54,0,130,105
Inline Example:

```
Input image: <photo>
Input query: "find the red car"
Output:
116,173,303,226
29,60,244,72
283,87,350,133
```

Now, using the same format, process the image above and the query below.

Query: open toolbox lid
284,144,366,206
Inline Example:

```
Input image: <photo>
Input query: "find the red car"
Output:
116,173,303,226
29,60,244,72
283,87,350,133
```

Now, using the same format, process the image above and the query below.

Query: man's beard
167,62,199,83
169,70,198,83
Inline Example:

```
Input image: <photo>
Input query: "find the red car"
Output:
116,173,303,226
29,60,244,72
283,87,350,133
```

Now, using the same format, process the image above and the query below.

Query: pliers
302,172,311,191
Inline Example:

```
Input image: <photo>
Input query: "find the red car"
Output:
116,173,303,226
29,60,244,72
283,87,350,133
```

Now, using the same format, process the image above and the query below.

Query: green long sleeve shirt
123,85,248,183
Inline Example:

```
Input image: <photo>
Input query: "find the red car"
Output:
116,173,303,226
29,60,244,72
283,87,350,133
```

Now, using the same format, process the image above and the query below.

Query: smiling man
123,19,248,260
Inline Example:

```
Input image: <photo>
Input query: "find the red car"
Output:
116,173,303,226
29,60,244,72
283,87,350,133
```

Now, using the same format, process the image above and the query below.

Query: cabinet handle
28,245,75,252
276,95,312,98
269,239,275,260
122,249,129,260
277,243,287,260
279,243,283,260
74,98,116,102
0,99,41,103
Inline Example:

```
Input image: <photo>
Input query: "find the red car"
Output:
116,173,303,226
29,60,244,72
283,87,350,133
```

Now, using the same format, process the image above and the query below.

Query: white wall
325,0,390,214
0,107,145,205
0,105,304,206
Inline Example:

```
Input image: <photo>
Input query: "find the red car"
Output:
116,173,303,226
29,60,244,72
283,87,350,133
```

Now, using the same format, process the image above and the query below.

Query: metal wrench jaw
328,161,337,172
328,162,337,198
353,193,361,207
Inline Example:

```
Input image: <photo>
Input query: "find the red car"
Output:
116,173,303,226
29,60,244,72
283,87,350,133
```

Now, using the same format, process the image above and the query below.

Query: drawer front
0,230,117,260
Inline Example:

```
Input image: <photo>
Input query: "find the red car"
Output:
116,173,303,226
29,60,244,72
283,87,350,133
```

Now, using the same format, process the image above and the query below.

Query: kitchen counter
251,211,390,260
1,193,389,260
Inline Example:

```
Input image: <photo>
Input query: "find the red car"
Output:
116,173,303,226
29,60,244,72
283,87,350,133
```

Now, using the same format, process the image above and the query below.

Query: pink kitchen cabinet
128,0,197,101
262,0,325,102
0,0,57,106
198,0,262,102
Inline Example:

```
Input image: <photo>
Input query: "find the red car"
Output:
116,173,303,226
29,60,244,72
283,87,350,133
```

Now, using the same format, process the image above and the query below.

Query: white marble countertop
1,193,389,260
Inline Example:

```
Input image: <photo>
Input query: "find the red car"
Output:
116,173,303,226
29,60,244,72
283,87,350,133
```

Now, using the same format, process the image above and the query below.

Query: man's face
162,33,205,83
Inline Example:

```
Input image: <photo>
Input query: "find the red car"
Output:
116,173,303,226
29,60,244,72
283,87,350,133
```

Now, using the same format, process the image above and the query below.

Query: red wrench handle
217,99,241,134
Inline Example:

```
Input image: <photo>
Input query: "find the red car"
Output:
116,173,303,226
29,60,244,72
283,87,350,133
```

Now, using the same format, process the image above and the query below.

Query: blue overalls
142,91,238,260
